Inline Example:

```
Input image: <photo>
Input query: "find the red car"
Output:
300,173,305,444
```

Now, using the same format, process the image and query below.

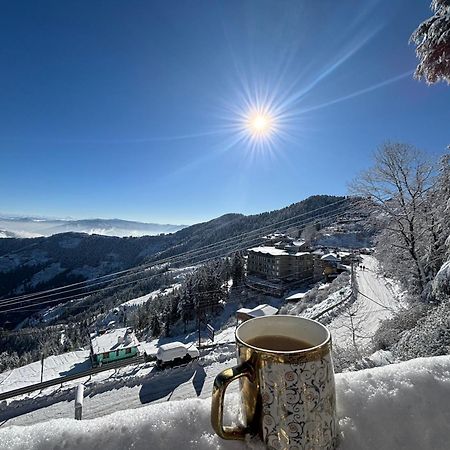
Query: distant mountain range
0,216,187,238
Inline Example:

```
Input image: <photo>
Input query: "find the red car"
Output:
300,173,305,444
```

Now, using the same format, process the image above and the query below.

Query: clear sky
0,0,449,225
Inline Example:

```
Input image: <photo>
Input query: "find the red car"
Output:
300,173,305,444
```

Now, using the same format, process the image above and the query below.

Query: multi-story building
247,238,317,282
247,234,345,283
247,246,291,279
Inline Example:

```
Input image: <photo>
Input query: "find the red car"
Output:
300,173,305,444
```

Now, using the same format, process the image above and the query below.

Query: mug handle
211,361,255,440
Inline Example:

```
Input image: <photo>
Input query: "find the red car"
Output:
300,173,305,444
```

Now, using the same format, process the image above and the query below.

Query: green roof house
90,327,140,366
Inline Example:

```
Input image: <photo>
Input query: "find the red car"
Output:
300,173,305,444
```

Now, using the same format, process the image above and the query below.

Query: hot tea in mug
211,315,337,449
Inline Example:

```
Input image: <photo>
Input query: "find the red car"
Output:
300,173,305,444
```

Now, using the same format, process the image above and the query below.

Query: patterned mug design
211,315,337,449
259,355,336,449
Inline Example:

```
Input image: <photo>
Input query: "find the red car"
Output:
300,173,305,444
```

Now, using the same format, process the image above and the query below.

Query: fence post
74,384,84,420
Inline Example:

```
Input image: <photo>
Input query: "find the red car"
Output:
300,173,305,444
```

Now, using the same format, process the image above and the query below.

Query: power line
355,289,396,312
0,197,352,306
0,202,364,314
1,210,356,314
0,200,364,314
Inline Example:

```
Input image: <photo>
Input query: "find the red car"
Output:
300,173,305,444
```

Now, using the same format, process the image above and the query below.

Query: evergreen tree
150,315,161,337
231,252,246,286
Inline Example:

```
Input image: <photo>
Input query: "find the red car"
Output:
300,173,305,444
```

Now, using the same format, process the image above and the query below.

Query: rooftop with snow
90,328,140,354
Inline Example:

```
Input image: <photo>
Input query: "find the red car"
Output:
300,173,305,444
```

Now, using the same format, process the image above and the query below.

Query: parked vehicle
155,342,199,369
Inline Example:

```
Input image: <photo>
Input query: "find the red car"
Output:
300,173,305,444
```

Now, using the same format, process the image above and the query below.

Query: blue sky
0,1,449,225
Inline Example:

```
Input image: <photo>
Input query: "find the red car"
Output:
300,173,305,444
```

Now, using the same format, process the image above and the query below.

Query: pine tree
230,252,246,286
150,315,161,337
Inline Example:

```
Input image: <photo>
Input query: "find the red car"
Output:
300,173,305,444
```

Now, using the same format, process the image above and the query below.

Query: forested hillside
0,194,348,307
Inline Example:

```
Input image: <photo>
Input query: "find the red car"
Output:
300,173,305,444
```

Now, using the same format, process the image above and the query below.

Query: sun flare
246,110,275,139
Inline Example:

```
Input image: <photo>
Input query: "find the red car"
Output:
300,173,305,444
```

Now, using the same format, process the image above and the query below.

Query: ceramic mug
211,315,337,449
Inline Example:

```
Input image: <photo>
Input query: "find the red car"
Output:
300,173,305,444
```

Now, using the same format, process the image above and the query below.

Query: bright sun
246,111,275,138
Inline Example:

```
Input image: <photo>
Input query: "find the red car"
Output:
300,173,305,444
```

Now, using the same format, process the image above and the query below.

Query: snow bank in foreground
2,356,450,449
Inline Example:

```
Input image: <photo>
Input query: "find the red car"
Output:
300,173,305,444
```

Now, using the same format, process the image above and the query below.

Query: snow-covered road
328,255,401,348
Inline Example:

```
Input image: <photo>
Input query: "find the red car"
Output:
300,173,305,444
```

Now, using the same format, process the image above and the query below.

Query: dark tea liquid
246,335,312,351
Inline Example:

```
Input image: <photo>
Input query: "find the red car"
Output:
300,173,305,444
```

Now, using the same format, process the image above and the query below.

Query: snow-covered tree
350,143,434,293
230,252,246,286
150,314,161,337
410,0,450,84
301,223,319,246
422,151,450,278
393,299,450,360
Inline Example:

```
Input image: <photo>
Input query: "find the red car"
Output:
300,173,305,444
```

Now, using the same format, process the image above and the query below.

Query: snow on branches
410,0,450,84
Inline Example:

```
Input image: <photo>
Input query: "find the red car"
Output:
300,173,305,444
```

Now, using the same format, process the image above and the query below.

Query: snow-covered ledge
2,356,450,450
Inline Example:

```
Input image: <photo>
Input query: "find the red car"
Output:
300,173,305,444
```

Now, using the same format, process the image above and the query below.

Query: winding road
328,255,401,348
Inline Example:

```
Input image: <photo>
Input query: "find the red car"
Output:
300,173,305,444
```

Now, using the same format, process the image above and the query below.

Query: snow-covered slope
1,355,450,449
0,351,90,394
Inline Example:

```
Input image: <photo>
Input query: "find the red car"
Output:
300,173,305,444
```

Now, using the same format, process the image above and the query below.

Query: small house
90,327,140,366
236,304,279,323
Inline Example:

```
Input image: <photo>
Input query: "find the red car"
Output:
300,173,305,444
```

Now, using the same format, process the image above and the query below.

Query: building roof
321,253,340,261
249,246,314,259
90,328,139,354
248,246,289,256
236,304,279,318
285,292,307,301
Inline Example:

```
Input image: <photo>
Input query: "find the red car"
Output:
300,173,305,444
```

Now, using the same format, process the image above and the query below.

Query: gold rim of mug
235,315,332,363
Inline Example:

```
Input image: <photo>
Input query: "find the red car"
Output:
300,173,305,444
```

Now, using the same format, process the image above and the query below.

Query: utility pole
349,311,357,354
197,312,201,349
40,353,45,383
350,251,355,296
351,260,354,290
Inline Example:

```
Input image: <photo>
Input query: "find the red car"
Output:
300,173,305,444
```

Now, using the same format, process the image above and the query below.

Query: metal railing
0,355,147,402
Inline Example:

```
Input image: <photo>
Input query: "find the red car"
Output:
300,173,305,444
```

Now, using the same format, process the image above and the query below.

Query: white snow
433,260,450,295
0,350,90,393
285,292,307,301
2,356,450,449
156,342,198,362
318,283,331,290
248,246,289,256
90,328,140,354
28,263,64,288
0,255,407,439
71,262,122,280
300,285,351,320
236,304,278,318
328,255,401,348
321,253,339,261
121,284,181,309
